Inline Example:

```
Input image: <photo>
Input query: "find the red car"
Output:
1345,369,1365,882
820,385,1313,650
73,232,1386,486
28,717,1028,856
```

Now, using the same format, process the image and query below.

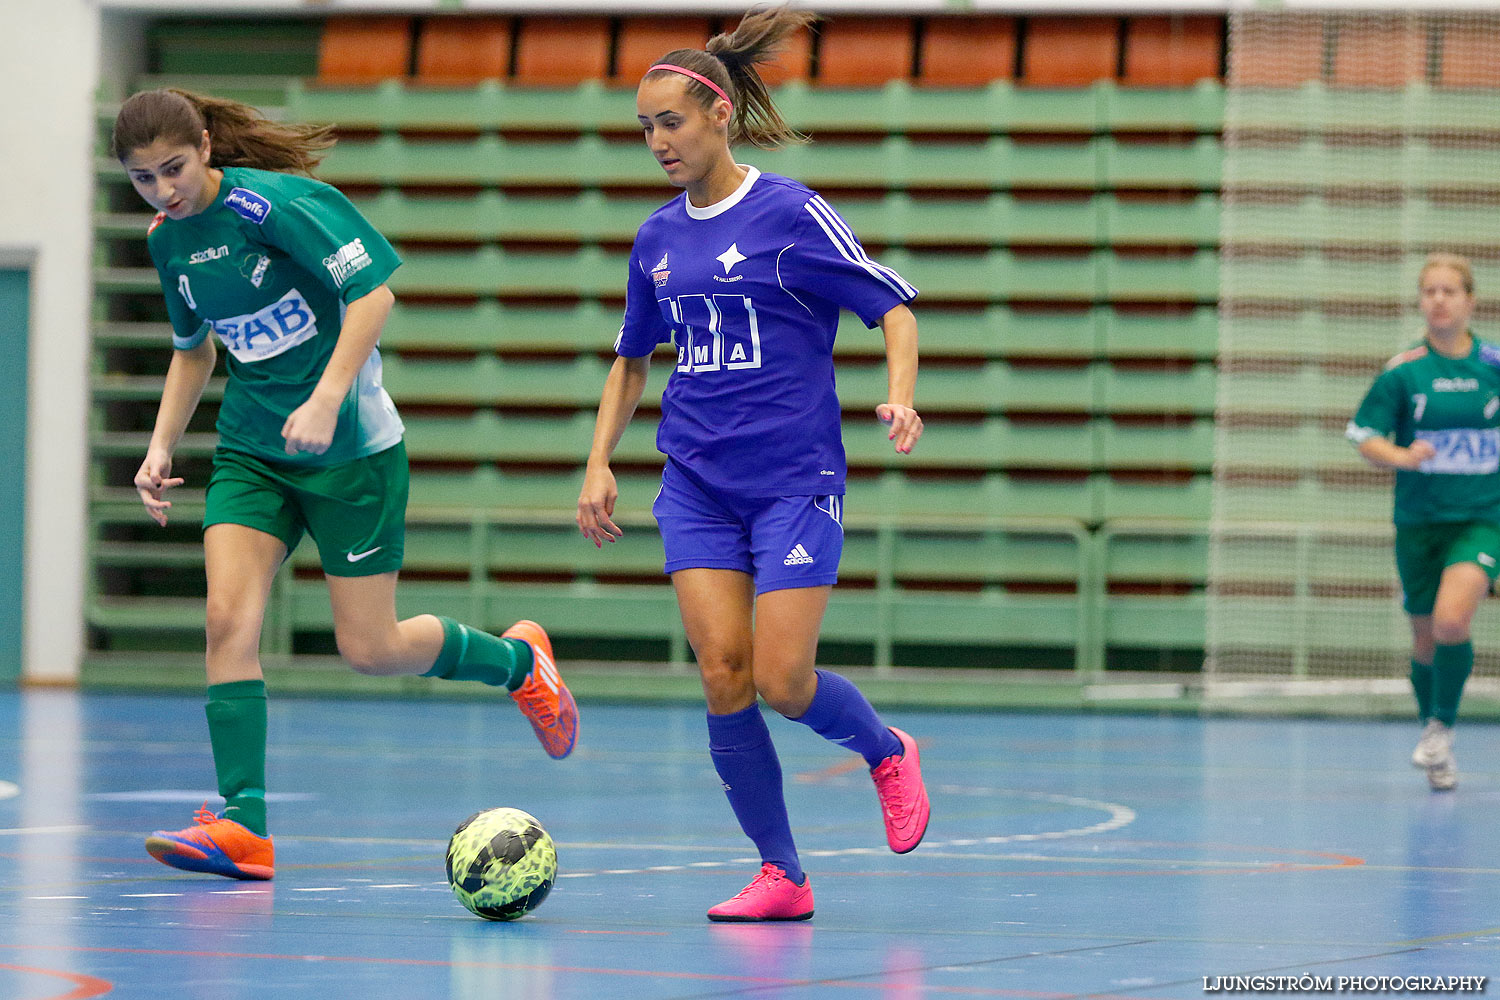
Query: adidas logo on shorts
784,544,815,566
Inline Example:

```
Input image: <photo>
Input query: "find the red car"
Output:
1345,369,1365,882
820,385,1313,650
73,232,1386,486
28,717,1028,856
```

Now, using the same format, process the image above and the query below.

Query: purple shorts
653,460,844,595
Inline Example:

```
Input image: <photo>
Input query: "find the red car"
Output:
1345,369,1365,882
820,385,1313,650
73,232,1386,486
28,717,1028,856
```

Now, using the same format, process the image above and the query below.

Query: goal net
1208,8,1500,695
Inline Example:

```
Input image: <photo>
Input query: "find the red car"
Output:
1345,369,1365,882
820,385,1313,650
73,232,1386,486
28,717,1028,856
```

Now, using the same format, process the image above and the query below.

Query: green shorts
203,442,408,577
1394,520,1500,615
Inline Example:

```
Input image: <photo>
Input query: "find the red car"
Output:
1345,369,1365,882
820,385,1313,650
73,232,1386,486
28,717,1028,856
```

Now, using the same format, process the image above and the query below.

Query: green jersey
1346,337,1500,524
147,165,404,466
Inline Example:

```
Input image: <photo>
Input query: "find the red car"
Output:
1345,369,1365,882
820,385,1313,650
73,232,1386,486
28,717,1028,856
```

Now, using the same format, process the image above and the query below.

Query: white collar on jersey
684,165,761,221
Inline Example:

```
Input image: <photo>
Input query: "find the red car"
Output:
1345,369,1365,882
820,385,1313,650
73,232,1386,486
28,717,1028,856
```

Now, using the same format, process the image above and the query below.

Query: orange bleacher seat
818,18,913,86
1122,16,1222,86
513,17,611,85
1227,14,1323,87
318,17,413,84
415,17,513,84
1330,17,1425,87
919,17,1016,87
615,18,714,82
1438,19,1500,88
756,25,813,86
1023,17,1120,87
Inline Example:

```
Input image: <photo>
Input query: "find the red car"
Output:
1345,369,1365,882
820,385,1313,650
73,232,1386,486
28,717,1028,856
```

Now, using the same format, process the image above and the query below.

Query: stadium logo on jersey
324,238,373,288
651,252,670,288
188,245,229,265
209,288,320,363
783,544,815,566
1414,427,1500,475
1432,377,1479,392
240,254,271,289
224,187,272,225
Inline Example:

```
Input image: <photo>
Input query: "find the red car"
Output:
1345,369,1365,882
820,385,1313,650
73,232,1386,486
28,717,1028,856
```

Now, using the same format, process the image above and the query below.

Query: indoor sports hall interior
3,3,1500,997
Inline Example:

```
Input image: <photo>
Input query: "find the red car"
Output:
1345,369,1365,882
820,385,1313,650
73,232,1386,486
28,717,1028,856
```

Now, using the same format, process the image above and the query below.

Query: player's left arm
281,283,394,455
877,303,921,454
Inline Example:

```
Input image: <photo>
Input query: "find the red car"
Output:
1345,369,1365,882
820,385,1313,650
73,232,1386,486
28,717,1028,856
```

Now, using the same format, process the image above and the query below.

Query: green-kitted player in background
112,89,579,880
1347,252,1497,791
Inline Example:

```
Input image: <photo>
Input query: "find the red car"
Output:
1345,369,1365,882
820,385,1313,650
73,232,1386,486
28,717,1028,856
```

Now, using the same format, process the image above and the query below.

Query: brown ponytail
643,5,816,149
112,88,335,175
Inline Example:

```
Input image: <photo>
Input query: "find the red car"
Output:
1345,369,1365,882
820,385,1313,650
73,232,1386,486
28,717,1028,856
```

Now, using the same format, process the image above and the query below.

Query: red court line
0,943,1183,998
0,963,113,1000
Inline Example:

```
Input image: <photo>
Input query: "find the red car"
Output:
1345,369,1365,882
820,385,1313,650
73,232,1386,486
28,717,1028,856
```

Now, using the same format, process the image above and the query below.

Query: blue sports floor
1,688,1497,999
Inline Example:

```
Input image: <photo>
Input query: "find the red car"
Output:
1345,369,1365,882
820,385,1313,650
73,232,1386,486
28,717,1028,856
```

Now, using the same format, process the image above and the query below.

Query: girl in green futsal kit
1347,253,1499,791
113,88,578,879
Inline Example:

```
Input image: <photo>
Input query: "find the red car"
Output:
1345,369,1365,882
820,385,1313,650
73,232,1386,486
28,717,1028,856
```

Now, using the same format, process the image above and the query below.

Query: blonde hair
642,5,816,149
112,88,335,175
1418,252,1475,295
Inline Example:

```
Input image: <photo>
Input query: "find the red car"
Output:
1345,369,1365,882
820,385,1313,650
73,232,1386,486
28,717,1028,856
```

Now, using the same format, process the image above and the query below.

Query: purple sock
706,704,804,885
792,669,903,768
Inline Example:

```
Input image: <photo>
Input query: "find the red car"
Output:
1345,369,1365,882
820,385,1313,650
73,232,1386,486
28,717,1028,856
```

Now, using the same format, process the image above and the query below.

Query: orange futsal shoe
145,805,275,880
503,620,578,759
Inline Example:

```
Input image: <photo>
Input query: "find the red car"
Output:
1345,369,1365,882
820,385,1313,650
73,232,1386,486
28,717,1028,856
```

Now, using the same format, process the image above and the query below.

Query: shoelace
192,803,218,826
514,682,559,727
729,864,786,900
874,761,911,817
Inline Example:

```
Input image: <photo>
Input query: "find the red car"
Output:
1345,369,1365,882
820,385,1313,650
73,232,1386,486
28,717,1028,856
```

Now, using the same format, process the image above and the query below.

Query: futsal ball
446,807,557,921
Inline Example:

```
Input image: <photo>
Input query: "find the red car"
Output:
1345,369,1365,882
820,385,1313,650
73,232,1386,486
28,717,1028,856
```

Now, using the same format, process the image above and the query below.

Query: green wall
0,268,28,683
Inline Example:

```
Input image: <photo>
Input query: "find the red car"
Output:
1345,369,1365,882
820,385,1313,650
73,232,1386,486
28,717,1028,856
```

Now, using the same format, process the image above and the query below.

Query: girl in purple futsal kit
577,6,930,922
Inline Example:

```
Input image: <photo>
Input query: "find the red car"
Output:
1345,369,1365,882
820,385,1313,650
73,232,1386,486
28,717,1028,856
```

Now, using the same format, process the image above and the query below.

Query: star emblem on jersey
716,243,748,274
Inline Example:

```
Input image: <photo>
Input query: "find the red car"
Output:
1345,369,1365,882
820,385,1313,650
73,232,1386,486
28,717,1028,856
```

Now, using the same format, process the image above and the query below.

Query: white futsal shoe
1412,719,1452,768
1413,719,1457,791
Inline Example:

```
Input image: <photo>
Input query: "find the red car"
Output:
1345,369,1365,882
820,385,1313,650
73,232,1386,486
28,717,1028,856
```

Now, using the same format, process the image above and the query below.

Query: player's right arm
137,337,217,526
1346,365,1435,471
139,233,217,525
578,353,651,548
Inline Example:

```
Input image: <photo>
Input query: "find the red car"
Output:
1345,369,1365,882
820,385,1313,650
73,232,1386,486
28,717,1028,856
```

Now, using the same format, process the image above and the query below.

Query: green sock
1410,658,1435,721
423,616,533,691
205,679,268,837
1431,641,1473,727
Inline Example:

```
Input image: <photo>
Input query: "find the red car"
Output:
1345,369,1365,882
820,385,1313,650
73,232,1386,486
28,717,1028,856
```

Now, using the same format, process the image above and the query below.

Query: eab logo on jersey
224,187,272,225
210,288,319,362
1416,427,1500,475
324,239,372,288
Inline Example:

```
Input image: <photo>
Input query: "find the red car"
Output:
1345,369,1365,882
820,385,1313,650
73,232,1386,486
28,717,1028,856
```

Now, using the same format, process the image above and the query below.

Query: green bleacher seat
1103,251,1218,302
1101,593,1205,647
382,301,622,353
1101,135,1221,189
860,471,1100,521
1097,417,1214,470
838,361,1093,413
1098,80,1225,133
1097,363,1216,414
835,306,1100,359
148,19,321,76
1096,474,1212,521
388,246,627,298
845,418,1096,470
1102,193,1219,246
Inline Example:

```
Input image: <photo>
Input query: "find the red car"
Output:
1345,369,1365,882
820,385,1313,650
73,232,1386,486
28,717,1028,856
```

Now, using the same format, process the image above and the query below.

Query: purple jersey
615,167,917,497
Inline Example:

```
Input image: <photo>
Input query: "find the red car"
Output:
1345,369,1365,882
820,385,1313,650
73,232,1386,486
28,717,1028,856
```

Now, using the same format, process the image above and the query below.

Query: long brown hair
643,5,816,149
111,88,335,175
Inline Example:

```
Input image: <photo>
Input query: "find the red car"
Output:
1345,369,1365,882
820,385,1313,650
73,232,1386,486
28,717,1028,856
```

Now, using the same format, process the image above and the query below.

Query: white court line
121,893,181,898
29,895,87,900
0,825,88,836
0,781,18,801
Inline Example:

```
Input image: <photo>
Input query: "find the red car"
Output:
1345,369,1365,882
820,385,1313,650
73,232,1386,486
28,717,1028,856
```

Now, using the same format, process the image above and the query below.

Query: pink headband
647,63,733,113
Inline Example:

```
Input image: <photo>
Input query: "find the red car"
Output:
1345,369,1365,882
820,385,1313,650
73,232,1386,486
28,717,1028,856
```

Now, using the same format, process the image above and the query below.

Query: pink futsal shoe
707,864,814,922
503,619,578,759
145,805,275,880
871,727,930,854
